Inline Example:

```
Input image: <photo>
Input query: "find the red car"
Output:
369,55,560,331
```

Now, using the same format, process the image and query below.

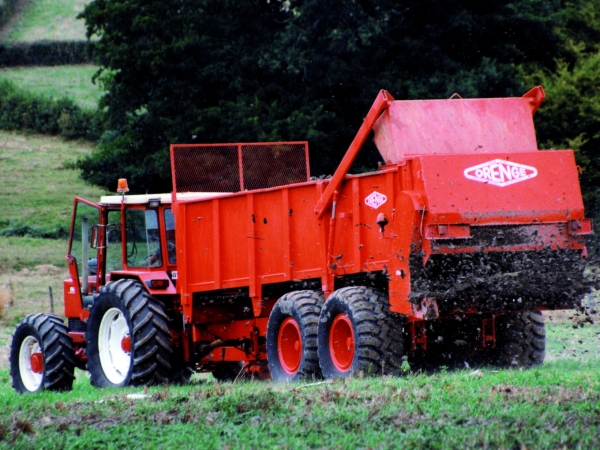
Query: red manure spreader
10,87,593,392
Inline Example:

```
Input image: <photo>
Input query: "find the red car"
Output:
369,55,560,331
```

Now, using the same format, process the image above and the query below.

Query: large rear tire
495,311,545,367
266,290,324,382
86,279,172,388
317,287,404,378
10,314,75,393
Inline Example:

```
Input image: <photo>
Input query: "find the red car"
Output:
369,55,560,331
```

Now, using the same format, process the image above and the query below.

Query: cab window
126,210,162,267
164,208,177,264
106,210,122,272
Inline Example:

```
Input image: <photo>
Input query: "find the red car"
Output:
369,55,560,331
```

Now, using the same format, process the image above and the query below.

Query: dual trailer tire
495,311,546,367
317,287,405,378
267,287,405,381
86,279,173,388
10,314,76,393
267,290,324,382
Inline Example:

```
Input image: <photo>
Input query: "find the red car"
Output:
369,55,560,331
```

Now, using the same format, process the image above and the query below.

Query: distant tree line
75,0,600,221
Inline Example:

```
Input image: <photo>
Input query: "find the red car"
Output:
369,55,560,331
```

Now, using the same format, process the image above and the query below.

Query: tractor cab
64,191,179,323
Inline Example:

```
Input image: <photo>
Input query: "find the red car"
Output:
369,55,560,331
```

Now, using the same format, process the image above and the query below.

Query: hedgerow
0,79,104,141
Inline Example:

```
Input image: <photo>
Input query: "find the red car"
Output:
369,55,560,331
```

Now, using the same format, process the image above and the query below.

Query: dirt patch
33,265,63,275
543,309,596,324
0,285,11,317
490,384,600,405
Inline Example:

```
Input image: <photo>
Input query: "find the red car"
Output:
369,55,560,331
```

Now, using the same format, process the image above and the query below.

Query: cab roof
100,192,227,206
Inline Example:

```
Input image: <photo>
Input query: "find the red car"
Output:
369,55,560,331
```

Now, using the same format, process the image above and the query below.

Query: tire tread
10,313,75,393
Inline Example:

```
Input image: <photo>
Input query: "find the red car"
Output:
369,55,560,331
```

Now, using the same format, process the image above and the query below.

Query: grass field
0,65,102,111
0,130,107,239
1,0,90,42
0,357,599,448
0,130,105,372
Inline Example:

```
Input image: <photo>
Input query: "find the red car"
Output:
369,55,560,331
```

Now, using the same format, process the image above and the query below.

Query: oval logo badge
464,159,537,187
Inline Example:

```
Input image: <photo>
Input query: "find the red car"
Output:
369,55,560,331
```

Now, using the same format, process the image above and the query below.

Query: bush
0,221,69,239
0,79,104,140
0,41,96,67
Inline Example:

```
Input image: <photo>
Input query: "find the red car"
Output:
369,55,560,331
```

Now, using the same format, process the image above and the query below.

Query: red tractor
10,87,592,392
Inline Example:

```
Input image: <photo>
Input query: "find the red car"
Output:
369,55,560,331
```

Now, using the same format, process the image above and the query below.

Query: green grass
2,0,90,42
0,66,102,111
0,358,599,449
0,236,66,271
545,315,600,363
0,130,107,238
0,131,105,365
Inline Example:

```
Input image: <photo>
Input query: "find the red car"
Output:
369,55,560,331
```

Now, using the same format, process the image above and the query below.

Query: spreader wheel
10,314,75,393
212,361,244,382
266,290,324,382
86,279,173,388
495,311,546,368
168,347,194,385
318,287,404,378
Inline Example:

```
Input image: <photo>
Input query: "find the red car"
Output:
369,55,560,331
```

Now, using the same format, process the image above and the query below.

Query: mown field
0,130,107,370
1,0,89,42
0,351,599,448
0,65,102,111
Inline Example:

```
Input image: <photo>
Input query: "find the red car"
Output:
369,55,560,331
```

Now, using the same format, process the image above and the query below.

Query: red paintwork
169,87,590,364
121,336,131,353
373,93,541,163
30,353,44,374
62,87,592,372
329,314,355,372
110,271,176,296
278,318,302,374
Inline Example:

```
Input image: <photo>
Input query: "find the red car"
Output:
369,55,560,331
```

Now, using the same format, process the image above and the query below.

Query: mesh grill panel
171,142,309,193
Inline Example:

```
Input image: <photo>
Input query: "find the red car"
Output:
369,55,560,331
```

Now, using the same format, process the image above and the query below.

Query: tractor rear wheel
86,279,172,388
317,287,404,378
495,311,545,367
10,314,75,393
266,290,324,382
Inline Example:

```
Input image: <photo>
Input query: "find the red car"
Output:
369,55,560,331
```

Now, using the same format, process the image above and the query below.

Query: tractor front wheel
86,279,172,388
10,314,75,393
266,290,324,382
317,287,404,378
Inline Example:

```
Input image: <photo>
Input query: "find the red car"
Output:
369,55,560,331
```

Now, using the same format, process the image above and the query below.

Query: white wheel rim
19,335,43,392
98,307,132,385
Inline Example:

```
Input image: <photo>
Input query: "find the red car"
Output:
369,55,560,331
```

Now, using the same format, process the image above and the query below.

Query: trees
524,50,600,223
77,0,592,201
522,0,600,224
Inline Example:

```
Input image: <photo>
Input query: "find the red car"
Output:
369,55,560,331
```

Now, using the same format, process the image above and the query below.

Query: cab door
65,199,101,318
